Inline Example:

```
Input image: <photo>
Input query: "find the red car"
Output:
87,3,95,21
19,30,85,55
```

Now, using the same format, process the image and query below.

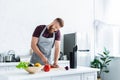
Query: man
30,18,64,68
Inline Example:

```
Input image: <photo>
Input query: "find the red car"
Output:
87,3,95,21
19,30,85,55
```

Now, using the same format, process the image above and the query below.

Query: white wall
0,0,94,56
104,0,120,25
95,0,120,25
94,0,105,21
95,0,120,80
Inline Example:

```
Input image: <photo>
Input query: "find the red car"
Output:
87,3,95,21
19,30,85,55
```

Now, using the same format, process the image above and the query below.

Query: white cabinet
48,73,97,80
0,66,98,80
83,72,97,80
28,73,97,80
52,74,81,80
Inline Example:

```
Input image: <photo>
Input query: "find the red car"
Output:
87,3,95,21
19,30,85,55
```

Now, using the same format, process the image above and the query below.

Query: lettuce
16,62,29,69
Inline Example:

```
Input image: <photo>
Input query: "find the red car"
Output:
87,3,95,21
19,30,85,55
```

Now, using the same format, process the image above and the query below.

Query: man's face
48,21,61,33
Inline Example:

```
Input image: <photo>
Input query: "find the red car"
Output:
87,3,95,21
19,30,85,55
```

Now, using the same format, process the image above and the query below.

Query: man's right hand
31,37,49,65
41,55,49,65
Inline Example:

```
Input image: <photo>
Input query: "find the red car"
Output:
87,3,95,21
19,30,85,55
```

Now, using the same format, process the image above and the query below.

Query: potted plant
90,48,114,80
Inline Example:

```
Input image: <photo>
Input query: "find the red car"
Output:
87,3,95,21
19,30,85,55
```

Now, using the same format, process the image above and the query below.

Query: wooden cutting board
50,67,65,71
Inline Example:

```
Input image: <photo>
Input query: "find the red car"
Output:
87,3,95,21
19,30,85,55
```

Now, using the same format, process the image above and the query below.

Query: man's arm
53,40,60,65
31,37,48,64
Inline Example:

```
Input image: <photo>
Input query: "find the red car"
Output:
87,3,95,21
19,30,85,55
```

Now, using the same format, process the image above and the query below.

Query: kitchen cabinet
52,72,97,80
0,66,99,80
52,74,81,80
83,72,97,80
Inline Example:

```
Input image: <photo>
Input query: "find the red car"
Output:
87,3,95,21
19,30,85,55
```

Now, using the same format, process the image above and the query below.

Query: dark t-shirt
32,25,61,41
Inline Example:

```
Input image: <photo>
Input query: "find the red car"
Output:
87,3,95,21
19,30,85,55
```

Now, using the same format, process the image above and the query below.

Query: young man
30,18,64,68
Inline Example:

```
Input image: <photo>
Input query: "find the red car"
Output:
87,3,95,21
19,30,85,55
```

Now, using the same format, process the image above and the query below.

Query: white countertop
0,66,99,80
0,62,19,66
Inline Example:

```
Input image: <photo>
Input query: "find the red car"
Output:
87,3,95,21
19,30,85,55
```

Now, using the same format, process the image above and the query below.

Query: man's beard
48,25,54,33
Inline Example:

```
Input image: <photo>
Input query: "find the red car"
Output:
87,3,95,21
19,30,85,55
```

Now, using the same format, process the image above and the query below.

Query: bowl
25,67,42,74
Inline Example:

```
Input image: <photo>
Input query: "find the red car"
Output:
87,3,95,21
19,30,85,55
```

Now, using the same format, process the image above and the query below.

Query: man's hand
51,63,59,68
31,37,49,65
41,55,49,65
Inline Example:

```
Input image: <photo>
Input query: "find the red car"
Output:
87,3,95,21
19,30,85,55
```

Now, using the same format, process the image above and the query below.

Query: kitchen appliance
64,32,91,67
14,56,20,62
5,50,15,62
0,53,5,62
0,50,20,62
5,54,12,62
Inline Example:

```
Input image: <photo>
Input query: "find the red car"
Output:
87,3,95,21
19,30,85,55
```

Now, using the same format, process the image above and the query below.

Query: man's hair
54,18,64,27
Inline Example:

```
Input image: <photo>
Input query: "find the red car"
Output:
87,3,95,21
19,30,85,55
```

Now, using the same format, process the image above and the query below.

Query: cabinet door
52,74,81,80
83,72,97,80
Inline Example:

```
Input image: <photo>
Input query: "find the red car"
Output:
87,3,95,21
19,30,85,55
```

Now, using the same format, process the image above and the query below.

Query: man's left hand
51,63,59,68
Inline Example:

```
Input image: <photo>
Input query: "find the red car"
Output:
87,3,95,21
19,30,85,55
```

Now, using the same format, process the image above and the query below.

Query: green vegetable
16,62,29,69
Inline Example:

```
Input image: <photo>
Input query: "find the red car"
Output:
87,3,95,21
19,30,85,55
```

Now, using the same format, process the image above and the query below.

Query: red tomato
43,64,51,72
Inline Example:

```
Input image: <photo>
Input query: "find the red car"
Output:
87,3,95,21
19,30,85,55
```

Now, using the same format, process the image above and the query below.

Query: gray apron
30,26,55,65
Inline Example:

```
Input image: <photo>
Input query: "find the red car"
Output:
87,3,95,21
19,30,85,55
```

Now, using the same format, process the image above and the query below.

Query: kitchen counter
0,60,69,71
0,62,19,66
0,66,99,80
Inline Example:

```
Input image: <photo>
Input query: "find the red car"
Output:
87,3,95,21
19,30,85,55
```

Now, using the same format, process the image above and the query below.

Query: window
95,20,120,57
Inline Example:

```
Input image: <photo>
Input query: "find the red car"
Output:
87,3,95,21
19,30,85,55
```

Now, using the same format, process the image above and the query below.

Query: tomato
43,64,51,72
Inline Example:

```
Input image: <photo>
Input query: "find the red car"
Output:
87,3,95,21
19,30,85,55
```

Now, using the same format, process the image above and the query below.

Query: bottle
70,45,77,68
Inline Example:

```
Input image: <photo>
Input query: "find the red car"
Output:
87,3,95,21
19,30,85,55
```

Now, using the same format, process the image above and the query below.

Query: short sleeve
32,25,45,37
55,30,61,41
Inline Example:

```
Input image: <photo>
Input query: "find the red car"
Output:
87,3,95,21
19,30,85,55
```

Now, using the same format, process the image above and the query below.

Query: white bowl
25,67,42,74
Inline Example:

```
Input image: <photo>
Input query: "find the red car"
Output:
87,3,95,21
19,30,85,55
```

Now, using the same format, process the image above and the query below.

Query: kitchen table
0,66,99,80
